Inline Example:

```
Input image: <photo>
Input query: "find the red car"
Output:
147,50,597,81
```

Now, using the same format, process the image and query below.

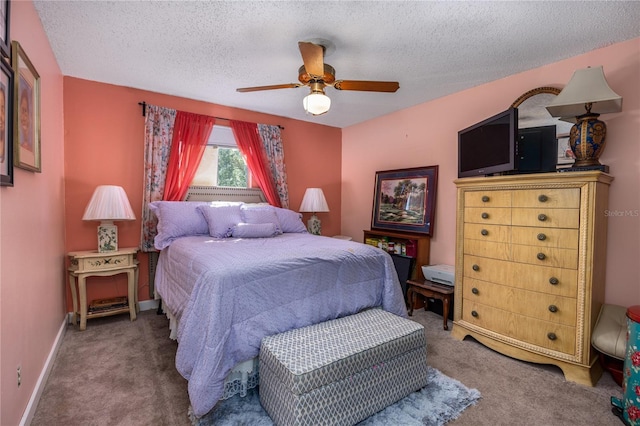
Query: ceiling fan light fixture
303,91,331,116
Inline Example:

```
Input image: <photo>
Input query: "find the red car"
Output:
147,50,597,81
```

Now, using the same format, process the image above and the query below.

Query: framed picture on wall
0,58,13,186
371,165,438,236
12,41,41,172
0,0,9,58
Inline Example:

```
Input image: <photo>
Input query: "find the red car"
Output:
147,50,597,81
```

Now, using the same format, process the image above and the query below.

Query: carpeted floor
31,308,623,425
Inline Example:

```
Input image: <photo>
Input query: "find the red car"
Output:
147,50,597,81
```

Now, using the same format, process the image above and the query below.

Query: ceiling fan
236,41,400,116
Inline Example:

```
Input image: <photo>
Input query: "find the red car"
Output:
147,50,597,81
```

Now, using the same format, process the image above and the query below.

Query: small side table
68,247,139,330
407,279,454,330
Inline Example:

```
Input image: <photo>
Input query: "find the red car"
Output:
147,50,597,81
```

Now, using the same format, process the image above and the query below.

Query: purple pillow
240,205,283,234
197,204,243,238
274,207,308,233
231,222,279,238
149,201,209,250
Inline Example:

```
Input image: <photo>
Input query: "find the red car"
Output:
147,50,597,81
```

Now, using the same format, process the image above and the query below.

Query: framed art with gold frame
0,58,13,186
12,41,41,172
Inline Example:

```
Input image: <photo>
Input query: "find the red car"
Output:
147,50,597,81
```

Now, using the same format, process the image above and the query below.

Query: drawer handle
538,194,548,202
481,212,489,219
472,287,479,295
538,213,547,222
547,332,557,341
548,305,558,313
471,310,478,318
537,233,547,241
472,264,480,272
481,229,489,236
549,277,559,285
482,195,490,203
537,252,546,260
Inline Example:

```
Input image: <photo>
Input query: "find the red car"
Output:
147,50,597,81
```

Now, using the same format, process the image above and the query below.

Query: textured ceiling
34,1,640,128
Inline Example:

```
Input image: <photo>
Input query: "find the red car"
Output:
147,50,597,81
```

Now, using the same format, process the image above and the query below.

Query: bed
151,191,407,418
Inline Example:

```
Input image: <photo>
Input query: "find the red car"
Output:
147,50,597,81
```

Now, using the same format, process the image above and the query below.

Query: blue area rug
194,366,481,426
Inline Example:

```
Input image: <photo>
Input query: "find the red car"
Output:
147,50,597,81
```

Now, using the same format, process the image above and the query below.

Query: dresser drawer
511,227,579,250
464,239,511,261
464,190,511,207
463,223,511,243
512,188,580,208
464,207,511,225
461,300,576,355
462,278,576,326
511,244,578,269
463,255,577,297
511,208,579,229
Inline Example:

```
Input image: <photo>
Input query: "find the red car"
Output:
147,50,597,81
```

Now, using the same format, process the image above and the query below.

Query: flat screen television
458,107,518,178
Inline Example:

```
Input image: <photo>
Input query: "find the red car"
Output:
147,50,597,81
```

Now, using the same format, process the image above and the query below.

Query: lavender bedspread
155,233,407,417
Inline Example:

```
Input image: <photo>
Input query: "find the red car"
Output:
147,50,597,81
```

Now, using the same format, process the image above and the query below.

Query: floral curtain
230,120,282,207
258,124,289,209
140,105,177,252
163,111,215,201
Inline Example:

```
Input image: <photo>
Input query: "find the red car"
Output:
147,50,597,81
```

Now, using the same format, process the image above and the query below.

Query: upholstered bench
592,304,627,386
259,308,428,426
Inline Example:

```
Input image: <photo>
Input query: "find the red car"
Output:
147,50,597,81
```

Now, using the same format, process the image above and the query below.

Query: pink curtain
230,120,282,207
163,111,215,201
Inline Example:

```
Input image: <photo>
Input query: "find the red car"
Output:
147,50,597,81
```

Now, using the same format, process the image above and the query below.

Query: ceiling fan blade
332,80,400,93
298,41,324,78
236,83,302,93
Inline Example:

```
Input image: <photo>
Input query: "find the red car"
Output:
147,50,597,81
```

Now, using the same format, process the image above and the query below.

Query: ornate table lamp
545,66,622,169
82,185,136,252
299,188,329,235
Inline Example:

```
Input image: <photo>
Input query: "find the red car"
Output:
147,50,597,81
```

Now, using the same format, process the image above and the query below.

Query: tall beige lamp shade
545,66,622,168
299,188,329,235
82,185,136,252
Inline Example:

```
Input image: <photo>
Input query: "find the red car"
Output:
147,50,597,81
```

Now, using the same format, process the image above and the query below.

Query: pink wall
342,37,640,307
63,78,342,306
0,2,65,424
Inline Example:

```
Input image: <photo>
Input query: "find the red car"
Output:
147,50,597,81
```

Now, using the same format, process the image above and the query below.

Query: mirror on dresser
511,87,575,167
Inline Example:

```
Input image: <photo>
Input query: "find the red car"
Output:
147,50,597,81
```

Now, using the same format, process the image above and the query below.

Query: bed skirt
163,309,259,400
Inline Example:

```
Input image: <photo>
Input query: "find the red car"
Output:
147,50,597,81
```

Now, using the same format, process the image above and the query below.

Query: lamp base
307,214,322,236
569,113,607,167
97,222,118,253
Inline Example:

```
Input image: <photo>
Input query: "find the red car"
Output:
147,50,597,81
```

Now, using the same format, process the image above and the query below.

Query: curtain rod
137,101,284,129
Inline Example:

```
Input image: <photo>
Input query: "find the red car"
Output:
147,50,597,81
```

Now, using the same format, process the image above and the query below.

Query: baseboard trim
20,299,160,424
20,315,67,426
139,298,159,312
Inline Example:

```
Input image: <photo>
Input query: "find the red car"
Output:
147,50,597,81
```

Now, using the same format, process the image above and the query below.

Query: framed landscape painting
371,165,438,236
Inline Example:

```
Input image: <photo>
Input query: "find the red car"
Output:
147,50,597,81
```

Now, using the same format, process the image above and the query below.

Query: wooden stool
407,279,454,330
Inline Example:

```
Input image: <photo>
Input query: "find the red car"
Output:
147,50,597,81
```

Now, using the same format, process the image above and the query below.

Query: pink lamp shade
82,185,135,252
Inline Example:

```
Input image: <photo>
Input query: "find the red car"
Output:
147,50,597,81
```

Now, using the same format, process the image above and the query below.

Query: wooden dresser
451,171,613,386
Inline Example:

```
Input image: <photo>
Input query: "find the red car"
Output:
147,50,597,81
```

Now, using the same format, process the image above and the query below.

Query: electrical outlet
17,366,21,387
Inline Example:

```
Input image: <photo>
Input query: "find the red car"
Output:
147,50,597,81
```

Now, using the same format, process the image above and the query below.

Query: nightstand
407,279,454,330
68,247,139,330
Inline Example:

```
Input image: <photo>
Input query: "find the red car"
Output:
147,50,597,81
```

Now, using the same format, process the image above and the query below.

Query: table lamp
82,185,136,252
299,188,329,235
545,66,622,169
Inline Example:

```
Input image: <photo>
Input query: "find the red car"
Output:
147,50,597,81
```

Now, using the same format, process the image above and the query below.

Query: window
190,125,249,187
